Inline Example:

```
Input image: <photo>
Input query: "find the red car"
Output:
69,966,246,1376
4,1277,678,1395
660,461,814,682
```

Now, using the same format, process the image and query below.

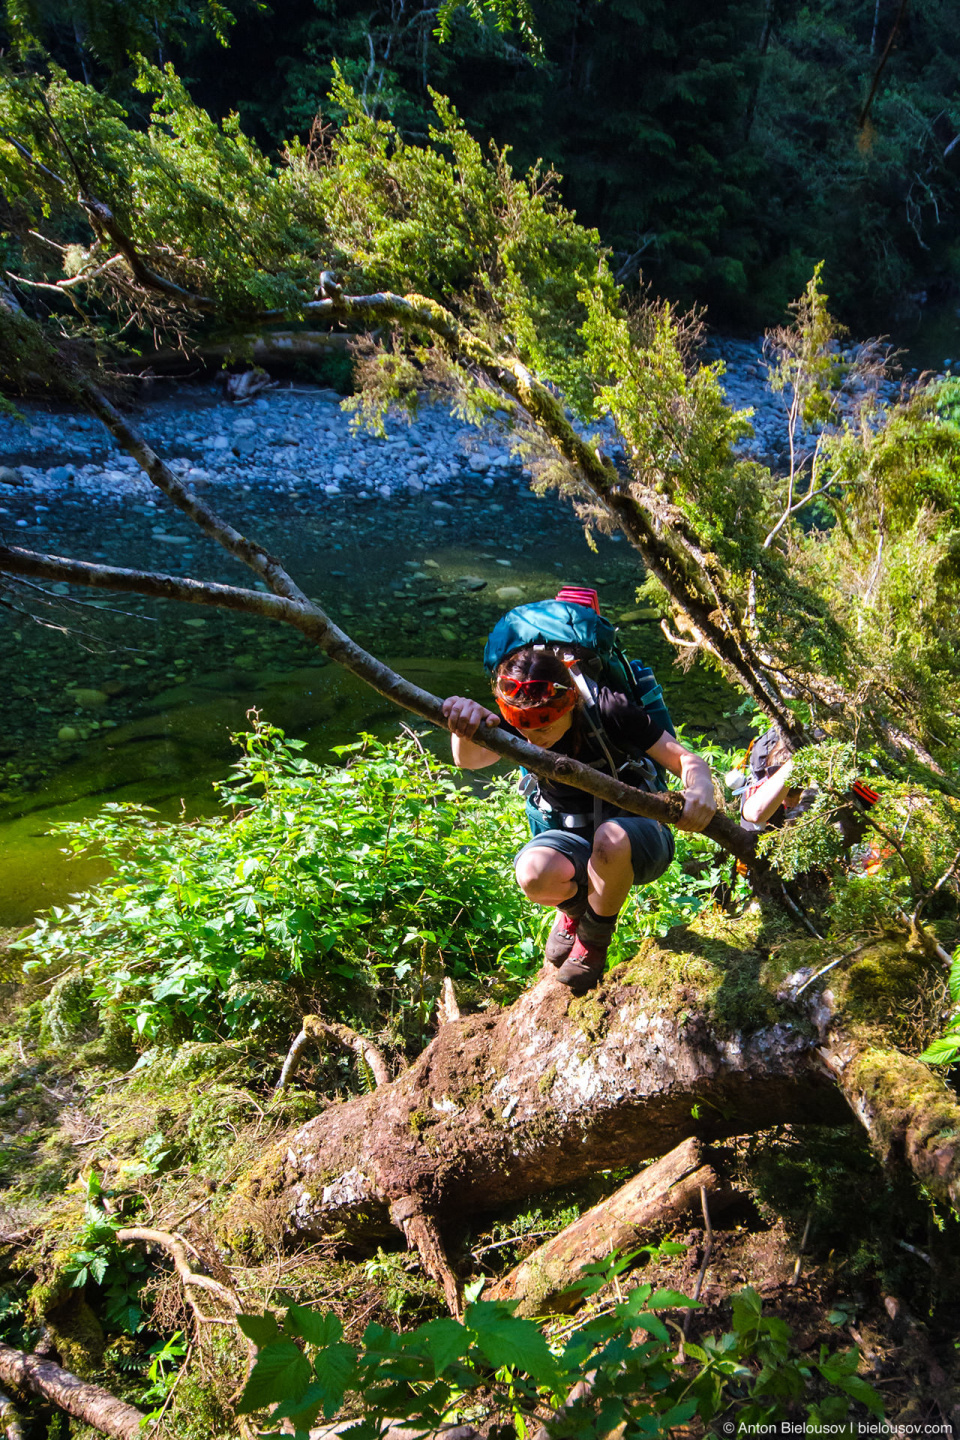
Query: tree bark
0,1343,146,1440
229,969,848,1250
488,1137,735,1315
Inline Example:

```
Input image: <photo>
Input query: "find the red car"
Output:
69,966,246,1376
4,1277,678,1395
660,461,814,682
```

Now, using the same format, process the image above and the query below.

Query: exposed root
437,978,461,1026
274,1015,392,1095
116,1227,242,1324
388,1197,462,1318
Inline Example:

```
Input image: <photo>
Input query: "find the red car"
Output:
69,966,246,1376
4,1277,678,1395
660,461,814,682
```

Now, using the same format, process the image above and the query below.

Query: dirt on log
231,964,849,1248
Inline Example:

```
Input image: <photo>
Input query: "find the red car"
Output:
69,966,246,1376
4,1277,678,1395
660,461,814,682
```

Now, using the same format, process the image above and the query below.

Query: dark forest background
6,0,960,331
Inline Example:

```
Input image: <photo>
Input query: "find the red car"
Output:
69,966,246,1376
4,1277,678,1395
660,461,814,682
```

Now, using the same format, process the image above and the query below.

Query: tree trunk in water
488,1137,735,1315
0,1344,146,1440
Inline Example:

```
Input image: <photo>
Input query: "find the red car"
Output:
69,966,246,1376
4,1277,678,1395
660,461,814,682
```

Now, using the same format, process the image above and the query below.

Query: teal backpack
482,590,677,802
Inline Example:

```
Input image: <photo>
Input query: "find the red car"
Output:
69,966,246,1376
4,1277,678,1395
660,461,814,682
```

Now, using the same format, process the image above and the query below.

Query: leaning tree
3,54,960,1348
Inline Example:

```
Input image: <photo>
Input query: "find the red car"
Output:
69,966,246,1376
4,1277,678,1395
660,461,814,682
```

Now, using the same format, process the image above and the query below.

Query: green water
1,495,743,927
0,652,491,926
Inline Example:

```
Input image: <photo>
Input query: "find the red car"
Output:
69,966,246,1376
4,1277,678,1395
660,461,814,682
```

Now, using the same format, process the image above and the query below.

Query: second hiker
442,588,716,994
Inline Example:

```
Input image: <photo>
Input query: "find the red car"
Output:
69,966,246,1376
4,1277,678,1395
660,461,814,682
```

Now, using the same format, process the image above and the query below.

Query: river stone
495,586,524,603
69,689,109,709
57,726,79,742
0,466,23,486
458,576,487,591
439,627,457,641
618,608,660,622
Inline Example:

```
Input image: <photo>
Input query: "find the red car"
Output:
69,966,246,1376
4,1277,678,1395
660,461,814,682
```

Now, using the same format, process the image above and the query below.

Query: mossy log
488,1137,735,1316
229,925,960,1265
231,962,847,1248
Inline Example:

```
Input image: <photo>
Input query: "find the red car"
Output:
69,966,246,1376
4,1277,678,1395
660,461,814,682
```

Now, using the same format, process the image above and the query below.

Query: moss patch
616,905,798,1035
568,995,607,1043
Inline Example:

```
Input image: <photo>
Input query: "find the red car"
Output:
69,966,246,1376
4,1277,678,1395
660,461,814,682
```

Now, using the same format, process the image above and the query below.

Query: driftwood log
0,1343,146,1440
488,1137,735,1315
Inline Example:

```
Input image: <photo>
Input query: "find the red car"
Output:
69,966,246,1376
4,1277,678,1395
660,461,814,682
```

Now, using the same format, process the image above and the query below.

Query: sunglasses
495,677,571,703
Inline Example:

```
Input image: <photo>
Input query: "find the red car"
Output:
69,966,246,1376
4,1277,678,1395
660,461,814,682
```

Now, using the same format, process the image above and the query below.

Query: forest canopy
3,0,960,325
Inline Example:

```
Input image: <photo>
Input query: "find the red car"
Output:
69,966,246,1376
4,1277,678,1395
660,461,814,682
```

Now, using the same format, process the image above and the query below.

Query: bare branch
0,544,757,861
0,1389,24,1440
78,198,219,314
0,131,66,186
7,253,125,295
115,1227,242,1320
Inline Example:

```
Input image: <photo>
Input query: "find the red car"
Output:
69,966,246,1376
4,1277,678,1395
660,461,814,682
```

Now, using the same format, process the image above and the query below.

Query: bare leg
515,848,578,908
586,821,634,916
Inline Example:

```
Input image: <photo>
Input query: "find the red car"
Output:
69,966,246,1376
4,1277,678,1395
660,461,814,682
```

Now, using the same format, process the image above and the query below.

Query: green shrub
21,722,532,1049
235,1272,883,1434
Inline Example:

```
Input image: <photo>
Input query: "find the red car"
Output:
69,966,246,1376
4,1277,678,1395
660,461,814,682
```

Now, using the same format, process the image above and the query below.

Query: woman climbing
442,643,716,993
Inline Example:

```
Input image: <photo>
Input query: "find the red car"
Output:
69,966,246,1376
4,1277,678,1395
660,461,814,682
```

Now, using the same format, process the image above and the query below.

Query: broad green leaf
236,1340,312,1413
646,1287,697,1309
655,1399,699,1427
237,1312,283,1347
284,1305,342,1347
630,1312,670,1342
416,1317,471,1375
918,1036,960,1066
836,1374,884,1417
465,1301,559,1385
311,1341,359,1415
948,956,960,1003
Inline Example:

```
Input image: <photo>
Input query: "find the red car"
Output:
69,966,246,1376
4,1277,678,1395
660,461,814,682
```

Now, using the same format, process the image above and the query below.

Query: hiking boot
544,909,581,966
553,938,608,993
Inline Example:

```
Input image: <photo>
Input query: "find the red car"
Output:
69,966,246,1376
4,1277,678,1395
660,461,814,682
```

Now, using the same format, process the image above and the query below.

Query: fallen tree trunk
0,1343,147,1440
230,968,848,1251
488,1137,735,1315
229,935,960,1268
117,329,352,376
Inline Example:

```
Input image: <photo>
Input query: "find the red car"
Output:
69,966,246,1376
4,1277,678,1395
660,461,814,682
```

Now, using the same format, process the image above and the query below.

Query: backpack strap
570,671,617,829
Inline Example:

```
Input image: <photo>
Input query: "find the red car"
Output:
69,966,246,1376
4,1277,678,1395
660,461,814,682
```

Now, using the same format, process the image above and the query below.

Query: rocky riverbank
0,332,905,507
